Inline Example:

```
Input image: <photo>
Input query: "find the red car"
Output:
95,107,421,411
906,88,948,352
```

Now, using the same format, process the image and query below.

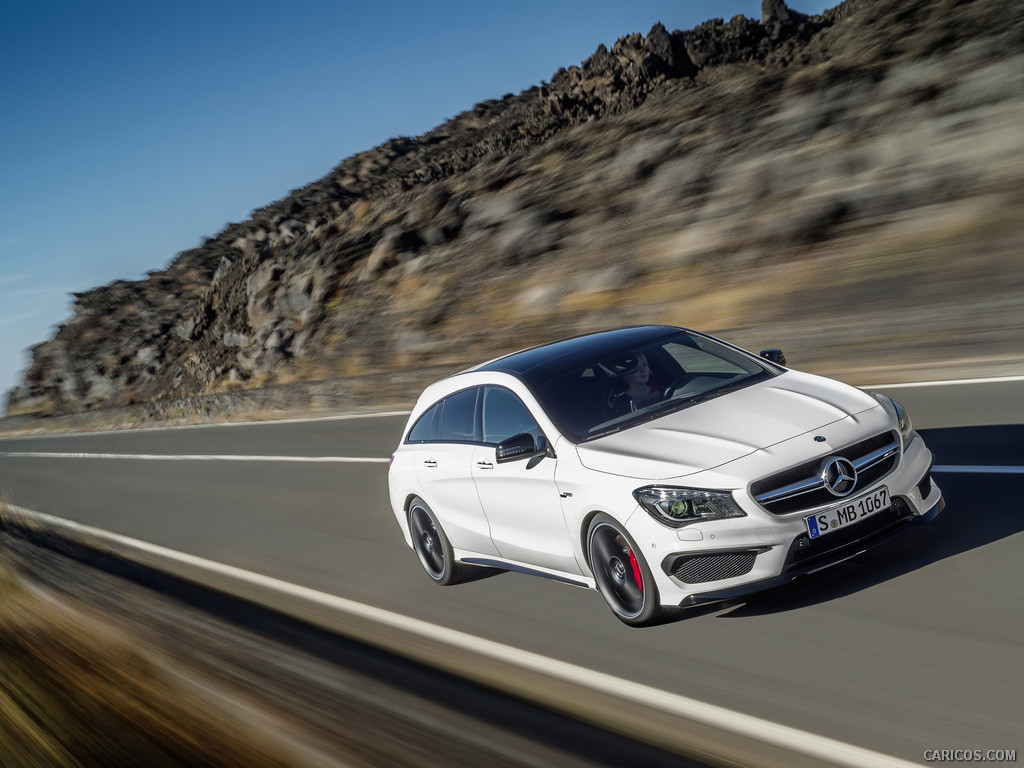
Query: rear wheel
408,497,468,586
587,514,661,626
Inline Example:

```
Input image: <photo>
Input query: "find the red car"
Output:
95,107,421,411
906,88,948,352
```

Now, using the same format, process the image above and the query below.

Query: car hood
574,371,880,480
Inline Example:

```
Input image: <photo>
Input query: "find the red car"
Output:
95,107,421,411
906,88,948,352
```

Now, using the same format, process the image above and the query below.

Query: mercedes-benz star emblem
821,457,857,497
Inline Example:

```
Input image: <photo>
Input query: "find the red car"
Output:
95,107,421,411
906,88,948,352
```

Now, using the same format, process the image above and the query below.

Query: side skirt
462,558,593,589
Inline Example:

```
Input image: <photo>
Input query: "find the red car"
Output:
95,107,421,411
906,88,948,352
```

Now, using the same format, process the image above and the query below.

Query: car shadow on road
712,471,1024,618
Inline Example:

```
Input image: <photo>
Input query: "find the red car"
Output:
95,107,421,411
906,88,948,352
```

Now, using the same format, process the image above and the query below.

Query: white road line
0,452,389,463
217,409,411,426
933,465,1024,474
4,504,919,768
866,375,1024,389
0,409,411,440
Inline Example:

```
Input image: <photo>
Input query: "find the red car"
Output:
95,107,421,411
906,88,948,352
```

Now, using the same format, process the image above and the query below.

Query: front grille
785,496,915,569
751,431,900,515
669,551,758,583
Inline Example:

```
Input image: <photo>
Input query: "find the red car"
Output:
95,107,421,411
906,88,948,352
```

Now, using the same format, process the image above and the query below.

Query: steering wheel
662,376,691,399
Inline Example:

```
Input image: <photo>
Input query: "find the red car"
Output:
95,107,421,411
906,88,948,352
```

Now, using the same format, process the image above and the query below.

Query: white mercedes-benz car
387,326,943,626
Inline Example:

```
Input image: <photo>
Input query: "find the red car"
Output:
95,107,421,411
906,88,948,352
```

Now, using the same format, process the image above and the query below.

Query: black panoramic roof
473,325,682,381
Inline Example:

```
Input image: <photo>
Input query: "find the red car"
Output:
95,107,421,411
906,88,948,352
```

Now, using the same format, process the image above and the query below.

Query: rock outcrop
7,0,1024,418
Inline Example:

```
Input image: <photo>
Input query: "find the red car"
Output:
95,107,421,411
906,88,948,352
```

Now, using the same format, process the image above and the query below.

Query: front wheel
408,497,468,586
587,514,661,626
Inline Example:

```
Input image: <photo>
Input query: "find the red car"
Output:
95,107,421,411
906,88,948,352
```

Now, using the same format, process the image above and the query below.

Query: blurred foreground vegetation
0,559,298,768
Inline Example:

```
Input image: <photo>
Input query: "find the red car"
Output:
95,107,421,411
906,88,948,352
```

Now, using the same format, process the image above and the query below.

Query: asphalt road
1,377,1022,764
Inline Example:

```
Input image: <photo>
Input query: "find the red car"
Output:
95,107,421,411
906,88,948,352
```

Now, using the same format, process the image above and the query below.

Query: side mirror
496,433,549,463
759,349,787,367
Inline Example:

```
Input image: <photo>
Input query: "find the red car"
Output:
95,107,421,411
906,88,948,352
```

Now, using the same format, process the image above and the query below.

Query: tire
587,514,661,627
408,497,468,586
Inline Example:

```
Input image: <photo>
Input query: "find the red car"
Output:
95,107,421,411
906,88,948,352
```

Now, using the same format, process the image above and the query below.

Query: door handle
476,461,494,470
423,459,437,468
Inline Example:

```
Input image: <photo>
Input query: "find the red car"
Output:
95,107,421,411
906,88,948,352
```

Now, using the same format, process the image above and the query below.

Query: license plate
806,486,889,539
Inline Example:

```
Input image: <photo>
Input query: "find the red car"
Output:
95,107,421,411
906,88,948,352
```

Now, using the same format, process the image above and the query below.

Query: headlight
893,400,913,443
871,393,915,448
633,486,746,528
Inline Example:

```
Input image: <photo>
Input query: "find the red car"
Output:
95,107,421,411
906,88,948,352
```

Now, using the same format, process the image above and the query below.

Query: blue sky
0,0,830,403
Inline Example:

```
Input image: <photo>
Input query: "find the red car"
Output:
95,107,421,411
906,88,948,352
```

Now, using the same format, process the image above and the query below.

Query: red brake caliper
628,548,644,593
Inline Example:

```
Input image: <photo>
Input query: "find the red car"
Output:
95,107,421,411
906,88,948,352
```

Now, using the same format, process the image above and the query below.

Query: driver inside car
606,352,658,416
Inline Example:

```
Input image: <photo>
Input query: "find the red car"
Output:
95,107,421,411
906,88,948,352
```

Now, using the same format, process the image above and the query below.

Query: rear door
410,389,499,557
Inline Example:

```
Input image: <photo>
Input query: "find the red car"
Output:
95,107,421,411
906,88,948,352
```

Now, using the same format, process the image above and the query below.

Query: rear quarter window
406,402,442,442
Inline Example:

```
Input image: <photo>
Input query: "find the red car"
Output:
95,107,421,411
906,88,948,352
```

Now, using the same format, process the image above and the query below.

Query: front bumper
676,496,943,608
628,431,943,610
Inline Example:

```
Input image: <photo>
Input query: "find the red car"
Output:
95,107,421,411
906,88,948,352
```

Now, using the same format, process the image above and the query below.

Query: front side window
663,341,751,376
482,387,541,445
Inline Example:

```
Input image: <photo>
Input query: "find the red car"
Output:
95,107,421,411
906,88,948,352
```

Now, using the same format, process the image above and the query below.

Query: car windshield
528,330,776,442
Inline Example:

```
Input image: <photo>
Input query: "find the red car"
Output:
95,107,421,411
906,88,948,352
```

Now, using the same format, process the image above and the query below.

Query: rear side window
440,388,480,442
406,402,442,442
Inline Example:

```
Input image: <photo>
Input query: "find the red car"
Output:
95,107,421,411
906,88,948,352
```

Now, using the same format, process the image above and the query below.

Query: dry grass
0,557,303,768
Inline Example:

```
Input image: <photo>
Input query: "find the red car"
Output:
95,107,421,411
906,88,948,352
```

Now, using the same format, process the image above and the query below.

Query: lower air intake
670,551,758,584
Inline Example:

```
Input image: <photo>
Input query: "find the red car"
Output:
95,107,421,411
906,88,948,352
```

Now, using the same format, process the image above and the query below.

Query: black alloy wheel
587,514,661,626
408,498,466,586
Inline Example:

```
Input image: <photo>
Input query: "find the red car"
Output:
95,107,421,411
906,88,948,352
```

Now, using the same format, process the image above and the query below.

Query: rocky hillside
7,0,1024,419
